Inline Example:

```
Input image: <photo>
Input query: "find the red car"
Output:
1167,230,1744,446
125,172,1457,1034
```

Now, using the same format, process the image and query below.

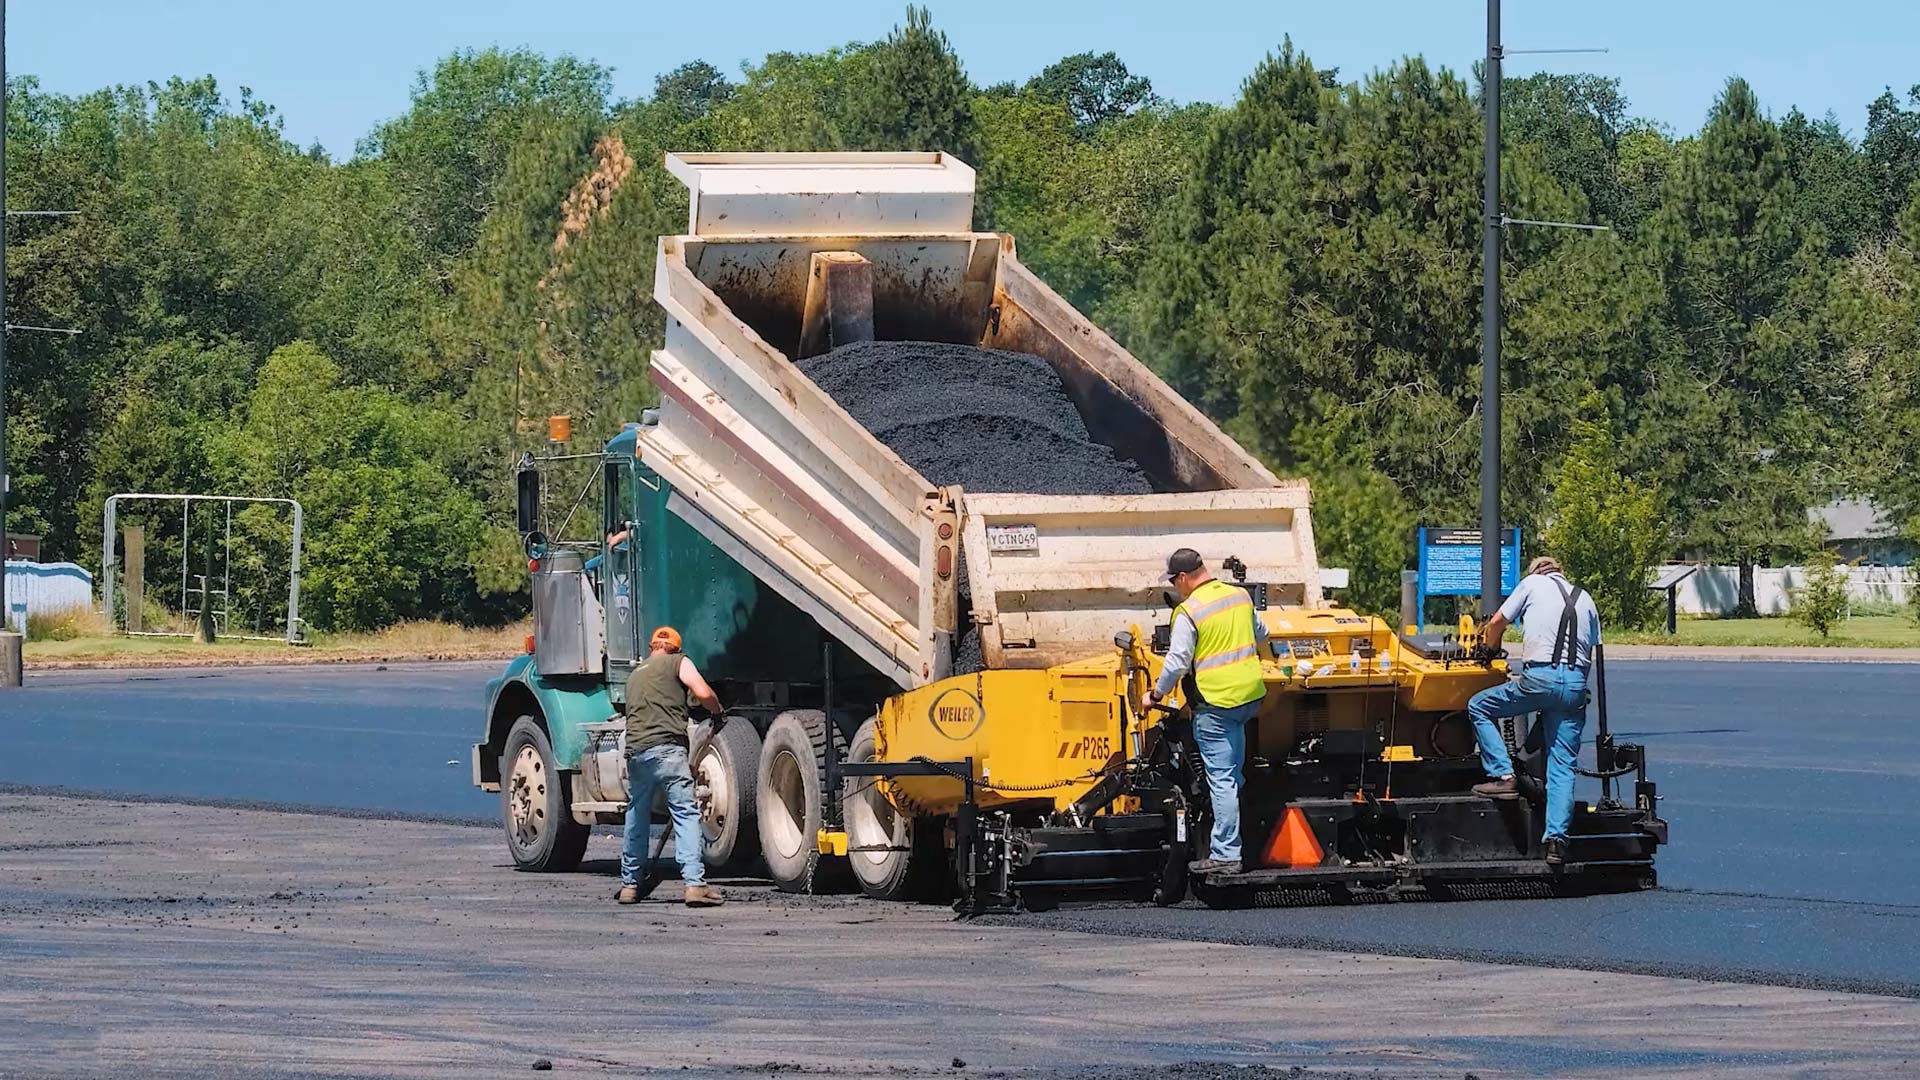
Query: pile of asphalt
800,341,1154,674
798,341,1152,496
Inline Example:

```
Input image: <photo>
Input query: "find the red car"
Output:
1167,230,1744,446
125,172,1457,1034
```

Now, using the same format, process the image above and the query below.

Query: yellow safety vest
1177,578,1266,708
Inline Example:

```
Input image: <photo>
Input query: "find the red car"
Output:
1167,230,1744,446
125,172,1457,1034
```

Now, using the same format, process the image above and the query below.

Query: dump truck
474,151,1666,911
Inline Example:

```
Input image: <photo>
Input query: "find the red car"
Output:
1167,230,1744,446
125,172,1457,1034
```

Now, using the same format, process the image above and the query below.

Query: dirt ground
2,794,1916,1080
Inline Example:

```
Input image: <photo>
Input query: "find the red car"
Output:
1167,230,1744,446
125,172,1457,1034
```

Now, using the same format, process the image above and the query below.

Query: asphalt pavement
1,661,501,821
5,657,1920,992
1011,660,1920,994
8,794,1917,1080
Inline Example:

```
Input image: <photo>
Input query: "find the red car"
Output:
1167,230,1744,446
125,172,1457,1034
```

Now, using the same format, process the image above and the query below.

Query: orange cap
649,626,682,653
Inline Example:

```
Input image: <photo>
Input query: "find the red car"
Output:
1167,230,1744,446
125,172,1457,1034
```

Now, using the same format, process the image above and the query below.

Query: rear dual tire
844,719,946,902
757,710,841,893
754,712,945,899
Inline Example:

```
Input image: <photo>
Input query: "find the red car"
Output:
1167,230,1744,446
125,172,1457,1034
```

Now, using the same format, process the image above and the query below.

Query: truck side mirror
516,467,540,535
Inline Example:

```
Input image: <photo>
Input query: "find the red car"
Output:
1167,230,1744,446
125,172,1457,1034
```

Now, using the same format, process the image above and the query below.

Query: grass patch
25,605,111,642
1609,614,1920,648
25,619,530,666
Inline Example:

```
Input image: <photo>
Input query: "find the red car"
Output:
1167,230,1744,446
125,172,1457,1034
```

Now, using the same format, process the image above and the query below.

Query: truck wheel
757,710,854,893
692,717,761,870
757,710,831,892
501,715,590,872
843,719,943,902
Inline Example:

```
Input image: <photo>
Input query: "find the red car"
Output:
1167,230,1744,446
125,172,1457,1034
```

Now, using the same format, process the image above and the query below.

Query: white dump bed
642,152,1320,689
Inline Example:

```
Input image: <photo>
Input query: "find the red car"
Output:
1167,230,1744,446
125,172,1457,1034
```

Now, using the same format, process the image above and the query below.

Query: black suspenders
1550,578,1587,668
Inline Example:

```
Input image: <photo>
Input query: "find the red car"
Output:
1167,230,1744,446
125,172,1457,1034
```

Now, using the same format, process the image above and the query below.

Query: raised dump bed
642,152,1320,690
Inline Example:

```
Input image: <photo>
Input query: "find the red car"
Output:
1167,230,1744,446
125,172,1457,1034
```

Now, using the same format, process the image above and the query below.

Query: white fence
1662,564,1915,616
3,560,95,632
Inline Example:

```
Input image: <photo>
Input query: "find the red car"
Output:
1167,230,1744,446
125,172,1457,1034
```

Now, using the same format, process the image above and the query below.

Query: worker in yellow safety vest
1140,548,1269,875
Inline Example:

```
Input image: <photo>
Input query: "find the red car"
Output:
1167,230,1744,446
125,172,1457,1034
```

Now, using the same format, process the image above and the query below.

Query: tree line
6,6,1918,632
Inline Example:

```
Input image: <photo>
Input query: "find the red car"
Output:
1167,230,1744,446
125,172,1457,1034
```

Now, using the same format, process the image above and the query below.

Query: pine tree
1640,79,1834,615
1134,44,1619,536
841,6,975,158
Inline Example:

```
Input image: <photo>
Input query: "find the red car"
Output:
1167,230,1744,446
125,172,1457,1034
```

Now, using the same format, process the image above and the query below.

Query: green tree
841,6,975,156
359,48,610,266
651,61,736,123
1502,72,1628,227
1827,189,1920,530
1615,121,1682,233
1541,392,1665,629
1136,41,1606,536
1788,531,1849,637
1864,85,1920,235
1023,52,1154,132
222,343,488,631
1641,80,1838,614
1780,108,1877,255
1302,457,1415,618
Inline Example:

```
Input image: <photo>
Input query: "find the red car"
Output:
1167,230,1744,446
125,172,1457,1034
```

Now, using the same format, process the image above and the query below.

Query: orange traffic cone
1260,806,1325,869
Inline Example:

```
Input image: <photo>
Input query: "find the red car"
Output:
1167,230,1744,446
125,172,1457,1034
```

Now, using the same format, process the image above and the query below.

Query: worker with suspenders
1465,556,1602,866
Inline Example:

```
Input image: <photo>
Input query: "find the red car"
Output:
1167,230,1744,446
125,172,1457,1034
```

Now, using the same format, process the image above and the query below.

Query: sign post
1416,526,1521,630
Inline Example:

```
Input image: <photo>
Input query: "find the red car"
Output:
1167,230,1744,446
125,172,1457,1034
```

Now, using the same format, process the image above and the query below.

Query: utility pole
1478,0,1503,617
1476,3,1609,619
0,0,80,684
0,0,14,686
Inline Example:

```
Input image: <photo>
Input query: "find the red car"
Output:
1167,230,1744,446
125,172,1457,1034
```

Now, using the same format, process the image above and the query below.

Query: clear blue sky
14,0,1916,160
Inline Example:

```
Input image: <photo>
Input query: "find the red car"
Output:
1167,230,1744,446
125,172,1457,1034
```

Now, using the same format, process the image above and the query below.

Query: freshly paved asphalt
5,658,1919,991
1012,660,1920,995
2,661,502,822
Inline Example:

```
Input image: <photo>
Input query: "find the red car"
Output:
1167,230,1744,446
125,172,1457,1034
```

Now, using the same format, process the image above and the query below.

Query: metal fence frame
102,493,304,644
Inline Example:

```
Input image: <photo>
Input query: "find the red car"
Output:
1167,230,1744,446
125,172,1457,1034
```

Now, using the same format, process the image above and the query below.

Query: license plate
985,524,1039,553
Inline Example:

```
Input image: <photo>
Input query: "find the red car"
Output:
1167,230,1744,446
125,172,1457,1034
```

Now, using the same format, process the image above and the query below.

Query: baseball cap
649,626,683,652
1165,548,1204,581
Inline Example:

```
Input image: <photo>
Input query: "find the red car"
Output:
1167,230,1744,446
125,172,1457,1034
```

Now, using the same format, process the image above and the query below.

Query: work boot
684,884,725,907
616,884,642,905
1189,858,1242,876
1543,837,1568,867
1471,775,1520,800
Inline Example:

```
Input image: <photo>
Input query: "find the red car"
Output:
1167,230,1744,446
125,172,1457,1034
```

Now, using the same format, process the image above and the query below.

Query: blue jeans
620,744,705,887
1468,664,1590,842
1193,700,1261,861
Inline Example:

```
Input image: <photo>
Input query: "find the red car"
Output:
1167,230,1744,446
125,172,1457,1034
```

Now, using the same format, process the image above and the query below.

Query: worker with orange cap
619,625,727,907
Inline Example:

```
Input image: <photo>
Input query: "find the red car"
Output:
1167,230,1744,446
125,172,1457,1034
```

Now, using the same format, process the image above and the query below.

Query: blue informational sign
1416,526,1522,620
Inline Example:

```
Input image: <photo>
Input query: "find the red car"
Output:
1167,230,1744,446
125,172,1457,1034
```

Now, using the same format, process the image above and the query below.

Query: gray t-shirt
1499,572,1601,667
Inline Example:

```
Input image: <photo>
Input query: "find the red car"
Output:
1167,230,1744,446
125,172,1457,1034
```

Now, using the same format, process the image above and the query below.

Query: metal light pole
1478,0,1504,617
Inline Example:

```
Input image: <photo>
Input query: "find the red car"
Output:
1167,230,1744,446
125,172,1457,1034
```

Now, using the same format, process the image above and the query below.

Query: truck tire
756,709,843,893
692,717,761,870
501,715,590,872
843,719,944,902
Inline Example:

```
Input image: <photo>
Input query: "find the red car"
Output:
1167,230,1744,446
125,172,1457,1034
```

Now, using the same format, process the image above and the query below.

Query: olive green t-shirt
624,652,691,754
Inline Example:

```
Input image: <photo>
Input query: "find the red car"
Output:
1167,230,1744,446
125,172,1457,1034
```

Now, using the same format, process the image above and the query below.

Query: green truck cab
473,419,887,877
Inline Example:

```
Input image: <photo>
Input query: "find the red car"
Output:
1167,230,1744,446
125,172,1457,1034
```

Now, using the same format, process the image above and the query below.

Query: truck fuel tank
532,547,606,676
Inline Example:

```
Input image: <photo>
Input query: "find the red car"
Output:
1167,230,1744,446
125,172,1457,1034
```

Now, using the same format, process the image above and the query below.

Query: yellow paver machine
860,604,1665,912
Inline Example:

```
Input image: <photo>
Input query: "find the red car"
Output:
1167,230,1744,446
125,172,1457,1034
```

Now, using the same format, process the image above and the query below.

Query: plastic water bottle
1349,647,1362,675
